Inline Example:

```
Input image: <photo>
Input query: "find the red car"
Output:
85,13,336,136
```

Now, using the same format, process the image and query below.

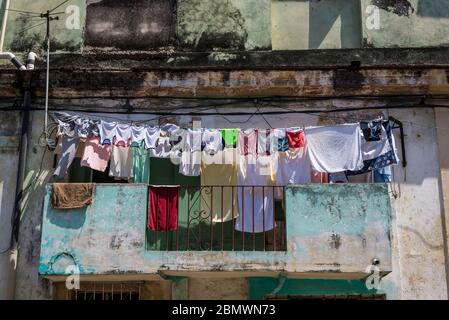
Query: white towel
305,123,364,173
235,154,275,233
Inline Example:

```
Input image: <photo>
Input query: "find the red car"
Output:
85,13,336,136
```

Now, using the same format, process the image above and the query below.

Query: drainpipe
10,53,35,299
0,52,26,70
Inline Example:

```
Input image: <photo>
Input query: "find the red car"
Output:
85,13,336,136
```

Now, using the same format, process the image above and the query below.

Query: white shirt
305,123,364,173
99,121,117,145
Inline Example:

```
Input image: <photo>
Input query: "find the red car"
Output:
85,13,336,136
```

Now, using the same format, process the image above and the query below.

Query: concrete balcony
39,183,391,280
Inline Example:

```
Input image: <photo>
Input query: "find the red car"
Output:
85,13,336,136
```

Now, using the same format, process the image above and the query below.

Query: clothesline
53,111,398,181
51,113,400,234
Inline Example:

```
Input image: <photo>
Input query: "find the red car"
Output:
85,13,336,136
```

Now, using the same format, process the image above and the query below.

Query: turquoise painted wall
39,184,148,275
247,278,381,300
39,183,392,276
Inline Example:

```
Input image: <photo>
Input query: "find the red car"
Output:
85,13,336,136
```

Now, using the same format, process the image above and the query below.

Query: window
55,282,143,301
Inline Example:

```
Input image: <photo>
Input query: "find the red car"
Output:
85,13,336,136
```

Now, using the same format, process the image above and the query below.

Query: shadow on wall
417,0,449,18
308,0,362,49
47,208,87,229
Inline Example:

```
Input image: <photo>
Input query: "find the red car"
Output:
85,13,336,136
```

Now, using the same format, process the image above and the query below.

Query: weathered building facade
1,0,449,300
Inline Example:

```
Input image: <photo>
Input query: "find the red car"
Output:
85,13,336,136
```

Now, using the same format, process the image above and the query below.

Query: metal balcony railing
146,186,287,252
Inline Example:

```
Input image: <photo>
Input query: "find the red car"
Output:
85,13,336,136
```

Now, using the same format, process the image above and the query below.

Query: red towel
286,130,305,149
148,186,179,232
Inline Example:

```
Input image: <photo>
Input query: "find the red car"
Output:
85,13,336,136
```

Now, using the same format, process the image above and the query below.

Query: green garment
222,128,239,148
132,143,150,184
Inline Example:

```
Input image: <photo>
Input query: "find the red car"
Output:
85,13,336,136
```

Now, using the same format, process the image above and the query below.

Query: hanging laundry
56,118,76,138
180,151,201,177
273,128,289,152
274,148,312,186
374,166,392,183
114,124,131,147
257,129,273,155
55,138,86,158
148,186,179,231
144,127,161,150
361,121,382,141
151,136,172,158
185,129,202,152
80,136,111,172
74,118,99,138
54,136,80,177
235,154,275,233
202,129,223,155
52,183,95,210
200,149,239,223
169,128,187,160
305,123,364,173
237,129,257,156
286,128,305,149
272,148,311,199
160,123,180,135
109,145,133,178
346,121,398,176
54,112,99,138
179,130,202,176
222,128,239,148
360,124,391,161
131,125,147,147
99,120,117,145
132,142,150,183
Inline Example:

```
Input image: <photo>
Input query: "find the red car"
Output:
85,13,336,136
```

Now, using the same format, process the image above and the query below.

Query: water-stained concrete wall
2,0,85,53
362,0,449,47
177,0,271,51
85,0,176,50
3,0,449,54
0,112,20,299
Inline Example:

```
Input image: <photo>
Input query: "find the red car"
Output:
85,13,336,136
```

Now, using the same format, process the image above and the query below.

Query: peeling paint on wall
177,0,271,51
372,0,415,17
3,0,85,54
85,0,176,50
177,0,247,50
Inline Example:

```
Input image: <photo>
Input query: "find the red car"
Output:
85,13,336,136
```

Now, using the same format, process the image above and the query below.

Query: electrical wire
16,21,46,34
3,8,41,15
49,0,70,13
